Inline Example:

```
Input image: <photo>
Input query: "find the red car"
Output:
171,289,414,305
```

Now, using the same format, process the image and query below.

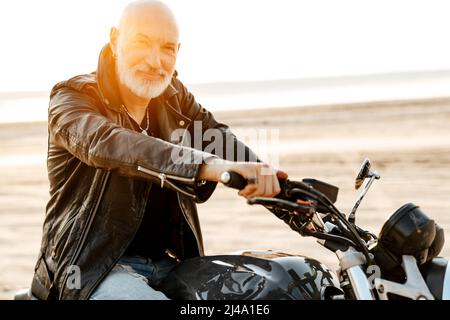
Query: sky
1,0,450,92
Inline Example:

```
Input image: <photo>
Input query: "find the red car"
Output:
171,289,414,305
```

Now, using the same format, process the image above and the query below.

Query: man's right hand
197,158,288,198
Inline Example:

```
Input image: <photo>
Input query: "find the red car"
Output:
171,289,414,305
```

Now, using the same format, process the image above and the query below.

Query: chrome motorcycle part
336,247,375,300
355,158,371,190
374,255,435,300
349,159,380,224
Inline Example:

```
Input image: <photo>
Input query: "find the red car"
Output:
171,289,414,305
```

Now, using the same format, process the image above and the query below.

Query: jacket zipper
137,165,195,183
177,193,203,256
137,165,197,200
58,171,111,299
51,213,78,260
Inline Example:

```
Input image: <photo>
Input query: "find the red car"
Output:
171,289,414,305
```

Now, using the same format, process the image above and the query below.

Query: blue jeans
89,255,178,300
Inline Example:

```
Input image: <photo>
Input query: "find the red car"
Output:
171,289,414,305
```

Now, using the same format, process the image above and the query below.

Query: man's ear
109,27,119,56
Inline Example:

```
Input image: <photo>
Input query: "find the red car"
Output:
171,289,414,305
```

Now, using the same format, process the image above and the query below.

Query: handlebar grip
220,171,248,190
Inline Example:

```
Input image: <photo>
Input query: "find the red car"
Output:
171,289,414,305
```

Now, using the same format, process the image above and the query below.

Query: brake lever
247,197,313,214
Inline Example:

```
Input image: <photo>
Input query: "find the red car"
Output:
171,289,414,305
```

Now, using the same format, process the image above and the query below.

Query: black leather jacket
31,44,258,300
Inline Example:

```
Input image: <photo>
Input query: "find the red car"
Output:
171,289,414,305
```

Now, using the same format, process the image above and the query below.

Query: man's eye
133,40,148,46
164,47,176,54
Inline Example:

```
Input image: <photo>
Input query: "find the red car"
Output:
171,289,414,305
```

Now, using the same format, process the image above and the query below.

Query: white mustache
134,64,166,78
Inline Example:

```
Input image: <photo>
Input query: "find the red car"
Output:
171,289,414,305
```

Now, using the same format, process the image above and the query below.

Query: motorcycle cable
321,200,374,264
298,185,374,264
285,186,372,261
299,224,357,249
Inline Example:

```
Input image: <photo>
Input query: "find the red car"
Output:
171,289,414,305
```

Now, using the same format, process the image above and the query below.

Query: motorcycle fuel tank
161,250,342,300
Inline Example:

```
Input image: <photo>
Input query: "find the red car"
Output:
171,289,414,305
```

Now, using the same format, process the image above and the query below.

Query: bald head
118,0,179,43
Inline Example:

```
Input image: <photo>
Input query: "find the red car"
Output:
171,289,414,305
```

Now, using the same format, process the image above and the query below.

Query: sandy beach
1,97,450,299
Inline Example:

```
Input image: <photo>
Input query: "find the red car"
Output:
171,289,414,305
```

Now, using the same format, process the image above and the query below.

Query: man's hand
198,158,288,198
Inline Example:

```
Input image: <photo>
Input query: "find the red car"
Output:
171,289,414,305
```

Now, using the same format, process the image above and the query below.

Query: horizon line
2,69,450,100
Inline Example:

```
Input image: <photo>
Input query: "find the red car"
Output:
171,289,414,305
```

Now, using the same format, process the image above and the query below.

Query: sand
1,97,450,299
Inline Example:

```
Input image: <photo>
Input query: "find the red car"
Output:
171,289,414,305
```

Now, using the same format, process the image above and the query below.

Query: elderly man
31,0,286,300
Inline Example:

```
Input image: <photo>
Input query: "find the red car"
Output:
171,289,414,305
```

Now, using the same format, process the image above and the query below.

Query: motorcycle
159,158,449,300
15,159,449,300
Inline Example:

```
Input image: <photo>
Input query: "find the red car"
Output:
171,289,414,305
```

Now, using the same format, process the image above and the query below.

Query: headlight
379,203,438,265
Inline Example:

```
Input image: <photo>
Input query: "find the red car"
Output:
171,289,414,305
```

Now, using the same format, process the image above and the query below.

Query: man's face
114,14,179,99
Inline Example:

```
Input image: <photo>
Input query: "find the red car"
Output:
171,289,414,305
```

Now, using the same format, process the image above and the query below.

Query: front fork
337,249,437,300
336,248,376,300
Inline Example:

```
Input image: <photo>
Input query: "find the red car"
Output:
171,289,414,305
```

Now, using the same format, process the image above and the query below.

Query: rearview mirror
355,158,371,190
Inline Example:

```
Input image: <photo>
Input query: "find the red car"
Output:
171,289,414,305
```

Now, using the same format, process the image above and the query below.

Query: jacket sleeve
48,83,218,199
176,80,261,202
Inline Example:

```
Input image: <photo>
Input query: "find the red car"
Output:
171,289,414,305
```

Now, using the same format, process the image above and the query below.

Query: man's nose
145,47,162,69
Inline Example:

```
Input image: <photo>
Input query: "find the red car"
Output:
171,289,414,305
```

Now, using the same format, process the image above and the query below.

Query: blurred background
1,0,450,299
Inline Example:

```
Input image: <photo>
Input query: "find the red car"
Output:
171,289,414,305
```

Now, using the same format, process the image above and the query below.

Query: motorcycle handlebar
220,171,374,265
220,171,248,190
220,171,288,191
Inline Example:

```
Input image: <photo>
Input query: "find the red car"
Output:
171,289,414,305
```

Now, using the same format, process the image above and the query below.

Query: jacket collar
96,43,178,112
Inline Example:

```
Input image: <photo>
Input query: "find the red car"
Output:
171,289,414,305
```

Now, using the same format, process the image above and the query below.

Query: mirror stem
349,171,380,224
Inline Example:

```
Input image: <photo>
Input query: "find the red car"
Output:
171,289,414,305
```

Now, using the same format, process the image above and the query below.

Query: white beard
117,54,173,99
